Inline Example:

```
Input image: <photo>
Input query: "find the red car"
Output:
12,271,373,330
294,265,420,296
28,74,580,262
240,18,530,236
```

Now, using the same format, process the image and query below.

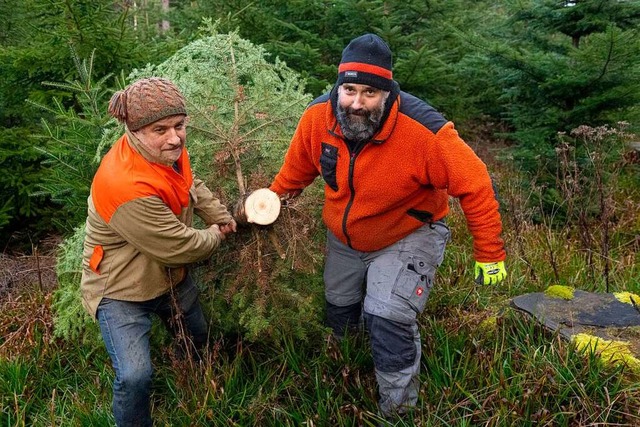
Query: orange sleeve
428,123,506,262
270,109,321,196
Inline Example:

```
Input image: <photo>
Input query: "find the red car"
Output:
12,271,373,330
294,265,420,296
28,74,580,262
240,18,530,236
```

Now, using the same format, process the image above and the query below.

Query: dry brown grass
0,292,55,360
0,237,60,360
0,236,59,298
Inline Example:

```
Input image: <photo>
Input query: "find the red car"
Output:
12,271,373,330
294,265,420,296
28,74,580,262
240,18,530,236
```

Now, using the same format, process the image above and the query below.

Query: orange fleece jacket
271,89,506,262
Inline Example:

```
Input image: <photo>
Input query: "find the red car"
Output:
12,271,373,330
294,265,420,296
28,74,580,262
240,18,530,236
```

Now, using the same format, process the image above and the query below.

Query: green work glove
474,261,507,285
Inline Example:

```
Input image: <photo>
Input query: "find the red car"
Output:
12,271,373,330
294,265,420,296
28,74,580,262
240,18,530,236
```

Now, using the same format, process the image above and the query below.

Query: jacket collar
327,81,400,144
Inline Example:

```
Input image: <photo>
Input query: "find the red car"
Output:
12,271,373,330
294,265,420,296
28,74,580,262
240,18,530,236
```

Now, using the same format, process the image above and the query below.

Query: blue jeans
97,274,208,427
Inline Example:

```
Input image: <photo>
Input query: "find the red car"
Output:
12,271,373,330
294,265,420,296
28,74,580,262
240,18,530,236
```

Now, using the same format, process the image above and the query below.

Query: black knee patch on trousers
364,313,416,372
326,301,361,337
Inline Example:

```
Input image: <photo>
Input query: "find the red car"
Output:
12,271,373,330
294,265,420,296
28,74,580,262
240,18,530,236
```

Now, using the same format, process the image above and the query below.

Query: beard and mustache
335,92,389,143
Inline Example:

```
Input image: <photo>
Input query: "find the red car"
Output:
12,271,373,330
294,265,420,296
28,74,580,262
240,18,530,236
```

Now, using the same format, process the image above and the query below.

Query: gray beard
335,101,386,143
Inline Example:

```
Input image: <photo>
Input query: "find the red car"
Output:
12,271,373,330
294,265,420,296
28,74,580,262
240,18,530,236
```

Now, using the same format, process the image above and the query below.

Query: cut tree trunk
233,188,281,225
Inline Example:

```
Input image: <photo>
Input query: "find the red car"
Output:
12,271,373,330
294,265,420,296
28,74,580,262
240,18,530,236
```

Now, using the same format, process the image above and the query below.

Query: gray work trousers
324,221,449,416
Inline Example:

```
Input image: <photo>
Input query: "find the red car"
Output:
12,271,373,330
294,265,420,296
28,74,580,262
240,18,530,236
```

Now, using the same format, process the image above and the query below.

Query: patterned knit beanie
336,34,393,91
108,77,187,131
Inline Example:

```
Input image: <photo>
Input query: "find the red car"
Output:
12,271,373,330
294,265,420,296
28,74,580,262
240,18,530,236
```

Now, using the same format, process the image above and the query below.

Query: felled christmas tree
130,24,329,343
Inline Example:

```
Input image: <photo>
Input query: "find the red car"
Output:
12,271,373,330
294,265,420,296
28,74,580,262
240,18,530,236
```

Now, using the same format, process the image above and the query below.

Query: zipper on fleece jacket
342,140,368,248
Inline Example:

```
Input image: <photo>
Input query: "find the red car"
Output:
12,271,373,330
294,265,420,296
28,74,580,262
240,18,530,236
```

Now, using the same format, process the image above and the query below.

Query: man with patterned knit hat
270,34,507,419
81,77,236,426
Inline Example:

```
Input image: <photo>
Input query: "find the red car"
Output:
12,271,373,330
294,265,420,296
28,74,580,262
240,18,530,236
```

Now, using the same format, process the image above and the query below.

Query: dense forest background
1,0,639,251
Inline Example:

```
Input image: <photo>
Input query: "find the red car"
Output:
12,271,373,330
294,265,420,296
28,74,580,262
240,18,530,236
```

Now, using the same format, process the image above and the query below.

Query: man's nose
351,93,364,109
168,129,182,144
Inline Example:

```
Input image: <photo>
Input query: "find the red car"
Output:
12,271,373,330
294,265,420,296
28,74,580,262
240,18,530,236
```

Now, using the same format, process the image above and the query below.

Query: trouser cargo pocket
392,256,433,314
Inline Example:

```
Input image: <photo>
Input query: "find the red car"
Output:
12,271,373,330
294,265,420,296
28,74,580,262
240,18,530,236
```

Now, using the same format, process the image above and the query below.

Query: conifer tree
493,0,640,149
30,49,118,231
128,23,325,343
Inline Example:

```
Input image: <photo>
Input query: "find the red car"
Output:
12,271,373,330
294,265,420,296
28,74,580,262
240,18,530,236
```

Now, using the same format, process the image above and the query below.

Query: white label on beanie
345,71,358,78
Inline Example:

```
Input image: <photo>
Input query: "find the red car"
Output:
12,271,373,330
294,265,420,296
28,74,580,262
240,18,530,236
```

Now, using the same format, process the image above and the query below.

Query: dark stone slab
511,290,640,340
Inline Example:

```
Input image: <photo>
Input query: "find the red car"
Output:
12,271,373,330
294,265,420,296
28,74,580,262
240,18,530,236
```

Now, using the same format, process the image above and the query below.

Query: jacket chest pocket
320,142,339,192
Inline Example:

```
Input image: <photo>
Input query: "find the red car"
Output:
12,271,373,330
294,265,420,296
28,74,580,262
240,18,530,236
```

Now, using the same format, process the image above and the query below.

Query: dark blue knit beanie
337,34,393,91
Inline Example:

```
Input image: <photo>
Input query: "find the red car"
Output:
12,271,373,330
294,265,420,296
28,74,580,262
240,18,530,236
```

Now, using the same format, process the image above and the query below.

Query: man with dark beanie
81,77,236,426
270,34,507,419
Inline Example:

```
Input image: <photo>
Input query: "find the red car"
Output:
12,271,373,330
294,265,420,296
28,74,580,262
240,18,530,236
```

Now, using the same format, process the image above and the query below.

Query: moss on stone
572,333,640,374
614,291,640,306
544,285,575,300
